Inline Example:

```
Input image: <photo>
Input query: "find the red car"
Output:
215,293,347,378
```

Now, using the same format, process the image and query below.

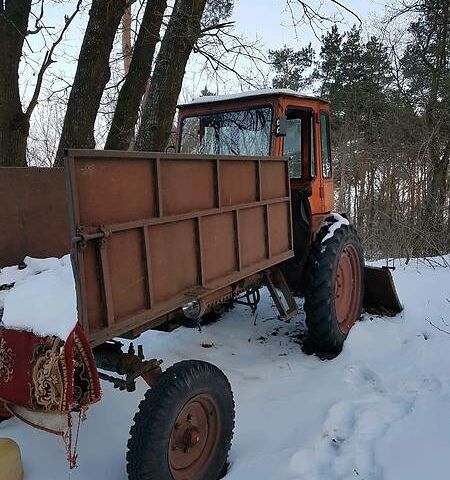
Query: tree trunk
54,0,127,166
135,0,207,152
105,0,167,150
421,0,449,250
122,6,132,74
0,1,32,167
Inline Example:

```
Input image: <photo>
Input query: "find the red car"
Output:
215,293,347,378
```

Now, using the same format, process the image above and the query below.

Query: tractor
177,88,401,353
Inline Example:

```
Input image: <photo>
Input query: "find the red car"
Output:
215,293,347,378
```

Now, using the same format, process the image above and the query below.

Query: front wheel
304,215,364,354
127,360,235,480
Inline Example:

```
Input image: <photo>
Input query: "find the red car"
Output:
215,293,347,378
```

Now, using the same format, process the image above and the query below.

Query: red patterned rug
0,323,101,465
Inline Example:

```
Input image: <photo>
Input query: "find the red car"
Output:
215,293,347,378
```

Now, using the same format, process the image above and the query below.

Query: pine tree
316,25,343,101
268,44,314,91
400,0,449,247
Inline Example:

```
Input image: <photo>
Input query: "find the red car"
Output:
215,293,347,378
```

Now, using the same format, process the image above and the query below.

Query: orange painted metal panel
0,167,70,267
269,202,290,256
322,178,335,212
107,229,148,321
149,220,199,304
161,159,216,215
239,206,267,267
75,158,156,225
221,160,258,206
261,161,288,200
65,150,293,346
202,212,237,282
271,94,332,216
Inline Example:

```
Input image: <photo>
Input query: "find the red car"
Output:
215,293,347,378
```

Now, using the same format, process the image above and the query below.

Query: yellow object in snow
0,438,24,480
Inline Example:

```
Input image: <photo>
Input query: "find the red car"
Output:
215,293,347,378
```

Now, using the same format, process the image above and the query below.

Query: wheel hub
173,423,202,450
186,427,201,447
335,244,361,333
169,394,219,479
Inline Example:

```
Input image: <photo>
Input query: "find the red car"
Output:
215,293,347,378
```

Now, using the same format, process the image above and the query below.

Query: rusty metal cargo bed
65,150,294,346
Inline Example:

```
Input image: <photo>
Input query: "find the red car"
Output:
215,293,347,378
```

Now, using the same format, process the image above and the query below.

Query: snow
0,255,77,341
180,88,326,106
321,212,350,244
0,256,61,310
2,256,450,480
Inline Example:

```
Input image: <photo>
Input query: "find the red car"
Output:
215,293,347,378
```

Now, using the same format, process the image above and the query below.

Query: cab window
320,112,331,178
179,107,272,156
283,118,302,178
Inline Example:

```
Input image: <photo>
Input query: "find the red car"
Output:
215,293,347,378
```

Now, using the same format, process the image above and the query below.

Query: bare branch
284,0,361,41
328,0,362,25
27,0,45,35
25,0,82,118
200,20,235,34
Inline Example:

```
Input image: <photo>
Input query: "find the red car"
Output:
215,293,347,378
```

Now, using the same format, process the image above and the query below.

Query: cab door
281,108,322,214
319,111,334,212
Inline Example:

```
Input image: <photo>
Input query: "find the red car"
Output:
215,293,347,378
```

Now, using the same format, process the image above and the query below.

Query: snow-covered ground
1,256,450,480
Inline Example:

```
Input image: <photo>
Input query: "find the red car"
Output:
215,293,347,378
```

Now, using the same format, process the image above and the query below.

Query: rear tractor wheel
127,360,235,480
304,215,364,354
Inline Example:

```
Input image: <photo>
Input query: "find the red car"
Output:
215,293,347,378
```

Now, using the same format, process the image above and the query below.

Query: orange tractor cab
177,89,402,352
179,89,334,215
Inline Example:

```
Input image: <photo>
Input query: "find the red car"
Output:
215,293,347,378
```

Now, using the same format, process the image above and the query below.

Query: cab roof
177,88,329,108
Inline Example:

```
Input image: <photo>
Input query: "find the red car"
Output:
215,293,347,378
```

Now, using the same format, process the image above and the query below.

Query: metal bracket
234,288,261,312
99,225,111,249
73,225,112,249
264,269,298,321
94,341,162,392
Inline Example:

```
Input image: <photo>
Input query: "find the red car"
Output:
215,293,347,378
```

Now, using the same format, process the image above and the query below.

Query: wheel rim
334,244,361,334
169,394,220,479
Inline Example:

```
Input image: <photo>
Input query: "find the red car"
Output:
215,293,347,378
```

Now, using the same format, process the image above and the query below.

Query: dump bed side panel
0,167,69,267
65,150,294,346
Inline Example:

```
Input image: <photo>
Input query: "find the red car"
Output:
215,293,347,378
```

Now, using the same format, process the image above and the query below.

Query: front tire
304,216,364,354
127,360,235,480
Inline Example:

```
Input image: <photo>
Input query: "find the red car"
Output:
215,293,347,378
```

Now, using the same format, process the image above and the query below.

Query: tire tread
304,216,364,353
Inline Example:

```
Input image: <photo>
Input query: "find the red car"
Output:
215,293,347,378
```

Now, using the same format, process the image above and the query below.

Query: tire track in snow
288,361,442,480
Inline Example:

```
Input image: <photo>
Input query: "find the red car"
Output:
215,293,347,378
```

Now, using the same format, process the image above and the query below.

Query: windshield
179,107,272,156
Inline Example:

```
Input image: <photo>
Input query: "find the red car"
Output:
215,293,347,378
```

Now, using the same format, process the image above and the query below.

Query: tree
54,0,129,165
268,44,314,91
1,0,241,165
104,0,167,150
316,25,343,99
400,0,449,247
0,0,80,167
135,0,208,151
202,0,232,26
273,19,446,258
0,1,32,167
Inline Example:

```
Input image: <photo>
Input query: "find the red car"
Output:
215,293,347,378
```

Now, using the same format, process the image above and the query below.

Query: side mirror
275,116,287,136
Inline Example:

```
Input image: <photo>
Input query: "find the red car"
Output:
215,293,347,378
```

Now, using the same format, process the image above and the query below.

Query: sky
24,0,387,101
180,0,386,98
232,0,384,48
